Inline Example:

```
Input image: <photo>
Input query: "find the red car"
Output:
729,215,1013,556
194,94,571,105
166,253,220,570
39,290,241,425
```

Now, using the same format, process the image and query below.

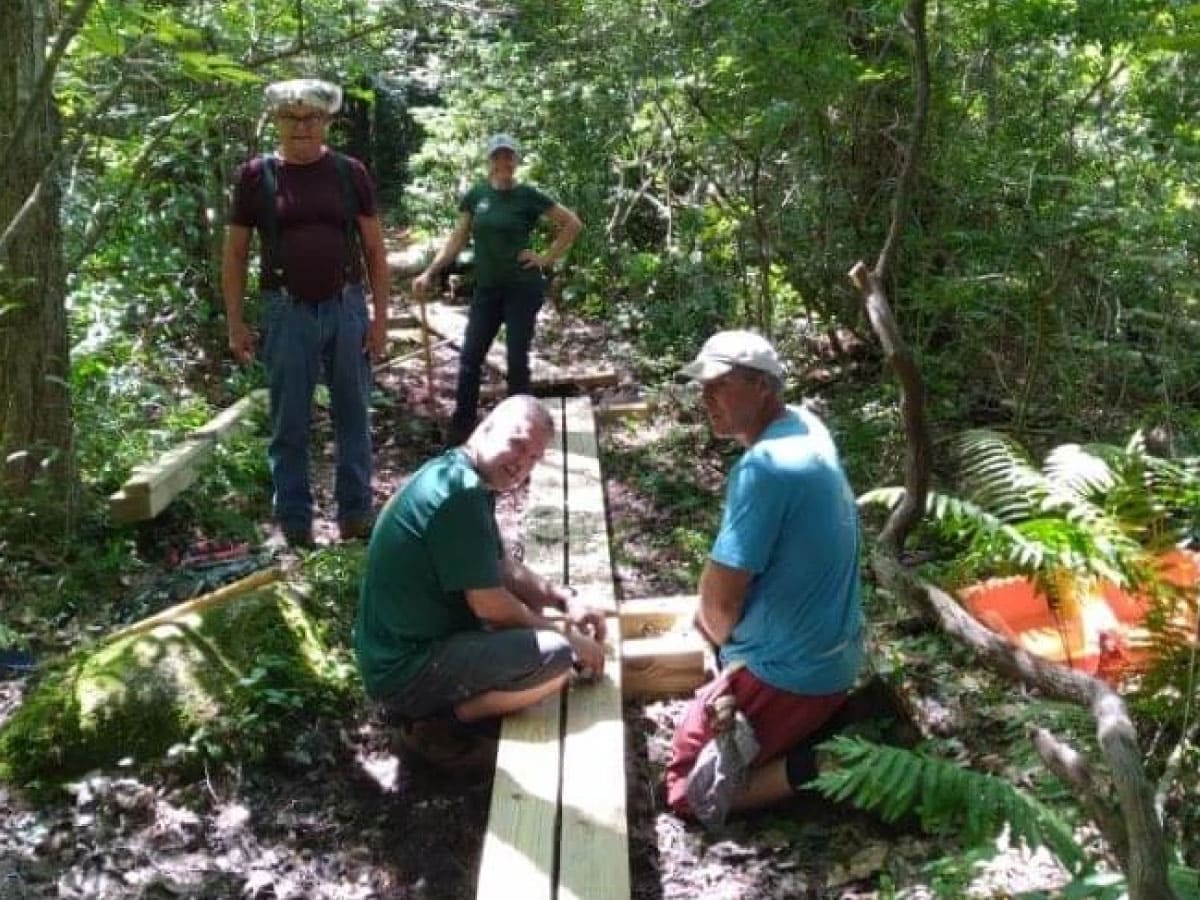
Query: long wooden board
476,399,568,900
110,390,268,522
558,396,629,900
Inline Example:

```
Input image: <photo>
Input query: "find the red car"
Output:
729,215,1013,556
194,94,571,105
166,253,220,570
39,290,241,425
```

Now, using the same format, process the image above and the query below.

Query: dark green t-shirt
459,182,555,288
354,449,504,699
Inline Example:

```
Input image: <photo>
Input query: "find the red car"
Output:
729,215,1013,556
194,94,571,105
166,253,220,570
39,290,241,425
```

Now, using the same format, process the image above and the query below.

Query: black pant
451,275,547,432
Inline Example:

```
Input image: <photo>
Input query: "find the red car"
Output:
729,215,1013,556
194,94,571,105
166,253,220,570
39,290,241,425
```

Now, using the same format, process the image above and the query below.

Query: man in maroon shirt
222,79,390,548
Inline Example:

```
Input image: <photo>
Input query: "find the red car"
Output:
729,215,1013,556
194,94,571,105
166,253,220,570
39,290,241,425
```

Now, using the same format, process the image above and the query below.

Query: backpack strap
258,151,363,288
332,152,363,282
258,154,285,283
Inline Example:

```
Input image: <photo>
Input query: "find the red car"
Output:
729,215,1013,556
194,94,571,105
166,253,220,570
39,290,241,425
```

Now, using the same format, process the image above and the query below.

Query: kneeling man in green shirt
354,395,606,750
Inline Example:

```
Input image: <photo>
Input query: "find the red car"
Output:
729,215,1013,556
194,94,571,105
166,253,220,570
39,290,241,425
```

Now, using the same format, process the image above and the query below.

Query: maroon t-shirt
229,150,378,303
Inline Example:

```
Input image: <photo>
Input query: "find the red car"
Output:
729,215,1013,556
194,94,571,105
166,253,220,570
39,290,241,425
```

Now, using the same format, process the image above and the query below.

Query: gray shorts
379,628,573,720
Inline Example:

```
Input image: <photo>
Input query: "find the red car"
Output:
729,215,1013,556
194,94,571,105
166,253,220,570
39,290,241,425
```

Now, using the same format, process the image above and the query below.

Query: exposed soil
0,289,1074,899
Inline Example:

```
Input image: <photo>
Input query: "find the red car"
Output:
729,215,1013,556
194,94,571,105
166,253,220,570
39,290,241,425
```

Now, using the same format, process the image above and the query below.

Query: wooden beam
111,390,268,523
188,389,266,442
619,595,697,638
563,397,616,614
559,396,629,900
596,399,654,422
621,632,708,699
115,437,215,521
477,398,567,900
476,694,562,900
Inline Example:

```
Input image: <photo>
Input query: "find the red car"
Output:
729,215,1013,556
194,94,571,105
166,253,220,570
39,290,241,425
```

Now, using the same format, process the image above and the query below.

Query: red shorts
664,665,847,816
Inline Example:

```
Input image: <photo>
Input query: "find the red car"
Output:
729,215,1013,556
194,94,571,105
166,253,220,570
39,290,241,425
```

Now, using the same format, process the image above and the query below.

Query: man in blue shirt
665,330,864,819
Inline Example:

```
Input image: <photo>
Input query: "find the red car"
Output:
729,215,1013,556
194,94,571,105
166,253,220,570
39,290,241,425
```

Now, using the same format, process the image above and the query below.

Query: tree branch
2,0,97,162
875,0,929,287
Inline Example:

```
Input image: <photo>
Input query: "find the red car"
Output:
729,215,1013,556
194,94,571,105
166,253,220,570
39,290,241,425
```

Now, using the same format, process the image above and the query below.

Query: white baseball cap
485,133,521,158
679,330,785,382
265,79,343,114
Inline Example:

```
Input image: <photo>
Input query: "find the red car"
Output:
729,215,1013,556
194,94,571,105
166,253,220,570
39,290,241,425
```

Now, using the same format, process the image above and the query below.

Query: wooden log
387,313,418,329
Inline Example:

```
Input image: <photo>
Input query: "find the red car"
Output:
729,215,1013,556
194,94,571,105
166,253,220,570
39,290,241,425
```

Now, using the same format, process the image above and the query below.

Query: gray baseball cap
485,133,521,158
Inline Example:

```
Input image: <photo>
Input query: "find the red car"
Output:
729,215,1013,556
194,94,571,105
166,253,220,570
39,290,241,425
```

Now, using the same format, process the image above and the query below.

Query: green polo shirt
354,449,504,699
459,181,555,288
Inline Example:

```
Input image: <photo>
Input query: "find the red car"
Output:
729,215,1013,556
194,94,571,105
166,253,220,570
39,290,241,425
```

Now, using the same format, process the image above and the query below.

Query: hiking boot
394,717,497,774
282,525,314,550
338,516,374,542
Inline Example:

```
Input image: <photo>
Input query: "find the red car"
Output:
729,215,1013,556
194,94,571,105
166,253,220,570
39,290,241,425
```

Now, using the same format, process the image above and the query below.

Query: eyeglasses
277,113,329,127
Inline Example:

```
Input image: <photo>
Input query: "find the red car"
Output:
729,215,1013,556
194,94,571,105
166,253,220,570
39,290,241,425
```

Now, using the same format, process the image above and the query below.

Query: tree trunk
0,0,71,488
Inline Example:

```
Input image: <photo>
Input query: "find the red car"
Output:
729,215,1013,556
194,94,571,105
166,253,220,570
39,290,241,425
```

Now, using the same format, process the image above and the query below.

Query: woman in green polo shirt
413,133,583,445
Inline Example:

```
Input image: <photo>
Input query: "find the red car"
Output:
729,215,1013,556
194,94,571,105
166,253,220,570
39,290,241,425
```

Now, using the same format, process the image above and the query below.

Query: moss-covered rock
0,573,354,787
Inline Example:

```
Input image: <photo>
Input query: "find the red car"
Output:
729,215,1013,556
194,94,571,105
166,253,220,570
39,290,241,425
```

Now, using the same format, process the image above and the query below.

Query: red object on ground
958,550,1199,684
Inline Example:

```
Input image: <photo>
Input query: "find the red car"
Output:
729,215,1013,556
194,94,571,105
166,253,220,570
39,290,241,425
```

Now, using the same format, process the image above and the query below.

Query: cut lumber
559,396,629,900
387,313,418,329
476,693,562,900
188,389,267,442
619,595,697,638
596,399,654,421
477,399,568,900
621,631,708,699
563,397,617,614
110,390,267,523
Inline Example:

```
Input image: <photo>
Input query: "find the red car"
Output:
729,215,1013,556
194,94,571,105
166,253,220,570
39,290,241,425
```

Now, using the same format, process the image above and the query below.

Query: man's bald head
465,395,554,491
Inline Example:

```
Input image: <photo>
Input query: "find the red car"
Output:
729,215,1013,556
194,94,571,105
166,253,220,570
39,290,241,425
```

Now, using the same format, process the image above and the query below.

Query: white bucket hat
264,79,343,114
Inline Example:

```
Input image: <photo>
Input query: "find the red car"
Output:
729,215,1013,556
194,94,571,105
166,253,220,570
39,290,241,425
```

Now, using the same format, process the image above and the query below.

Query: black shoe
338,516,374,542
282,525,314,549
394,718,497,774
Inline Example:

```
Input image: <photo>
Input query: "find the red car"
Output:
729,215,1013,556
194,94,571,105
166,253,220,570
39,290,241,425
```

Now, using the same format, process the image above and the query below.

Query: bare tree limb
875,0,929,287
1031,726,1129,869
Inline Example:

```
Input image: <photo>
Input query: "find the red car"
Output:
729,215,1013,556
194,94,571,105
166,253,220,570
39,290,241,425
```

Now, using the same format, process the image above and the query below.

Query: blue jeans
451,276,546,433
379,628,573,719
260,284,372,530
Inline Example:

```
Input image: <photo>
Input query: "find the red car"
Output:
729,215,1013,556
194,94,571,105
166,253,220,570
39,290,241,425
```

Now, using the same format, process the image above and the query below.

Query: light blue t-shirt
711,405,863,694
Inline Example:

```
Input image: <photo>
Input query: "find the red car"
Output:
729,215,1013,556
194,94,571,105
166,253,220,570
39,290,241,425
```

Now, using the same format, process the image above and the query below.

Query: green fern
812,736,1087,874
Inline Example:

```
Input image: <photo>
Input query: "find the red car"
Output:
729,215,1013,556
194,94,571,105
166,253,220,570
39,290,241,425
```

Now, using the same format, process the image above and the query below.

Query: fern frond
813,736,1087,874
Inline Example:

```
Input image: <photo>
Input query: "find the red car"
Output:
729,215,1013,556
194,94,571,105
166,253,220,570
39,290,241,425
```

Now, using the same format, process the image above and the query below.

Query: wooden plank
387,312,418,329
476,693,562,900
621,632,708,699
559,395,629,900
477,398,567,900
120,437,215,519
420,302,507,377
596,399,654,421
188,389,266,442
562,397,616,614
619,595,697,638
559,618,629,900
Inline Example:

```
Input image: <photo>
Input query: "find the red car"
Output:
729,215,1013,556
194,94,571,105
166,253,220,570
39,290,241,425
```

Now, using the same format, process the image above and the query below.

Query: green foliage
0,580,353,789
859,428,1200,589
813,735,1087,875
